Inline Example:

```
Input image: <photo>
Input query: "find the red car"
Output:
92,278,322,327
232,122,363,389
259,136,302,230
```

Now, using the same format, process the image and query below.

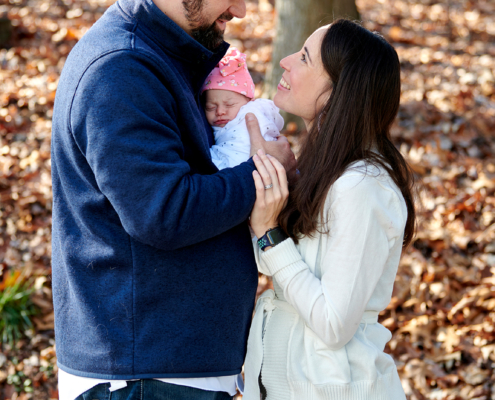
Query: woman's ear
323,84,333,104
315,84,333,117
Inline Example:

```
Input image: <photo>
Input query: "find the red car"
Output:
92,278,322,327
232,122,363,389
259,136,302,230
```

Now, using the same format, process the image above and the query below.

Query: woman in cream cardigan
243,19,416,400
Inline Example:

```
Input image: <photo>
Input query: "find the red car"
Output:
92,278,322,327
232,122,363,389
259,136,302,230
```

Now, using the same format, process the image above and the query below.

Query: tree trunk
263,0,359,129
0,18,12,47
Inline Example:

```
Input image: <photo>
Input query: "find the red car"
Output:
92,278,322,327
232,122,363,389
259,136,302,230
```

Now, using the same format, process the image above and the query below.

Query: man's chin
192,22,225,51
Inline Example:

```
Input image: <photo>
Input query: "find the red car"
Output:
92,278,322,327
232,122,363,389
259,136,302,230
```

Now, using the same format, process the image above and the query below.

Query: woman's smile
278,76,291,90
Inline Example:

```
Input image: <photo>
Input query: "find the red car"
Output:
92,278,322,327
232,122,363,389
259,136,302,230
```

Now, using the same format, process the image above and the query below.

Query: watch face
267,229,287,245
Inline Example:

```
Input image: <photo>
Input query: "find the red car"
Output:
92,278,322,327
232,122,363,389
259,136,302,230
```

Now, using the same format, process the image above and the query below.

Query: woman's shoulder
333,160,396,192
320,160,408,235
327,160,406,213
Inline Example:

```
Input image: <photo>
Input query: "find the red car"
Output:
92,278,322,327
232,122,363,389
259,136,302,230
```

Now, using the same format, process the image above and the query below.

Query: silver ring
264,184,273,190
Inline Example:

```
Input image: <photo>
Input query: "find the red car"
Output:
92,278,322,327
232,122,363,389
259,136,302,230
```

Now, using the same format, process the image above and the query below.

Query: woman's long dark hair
278,19,416,247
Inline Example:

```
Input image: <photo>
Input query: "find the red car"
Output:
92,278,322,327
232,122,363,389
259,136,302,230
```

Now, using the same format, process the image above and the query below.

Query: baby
201,48,284,169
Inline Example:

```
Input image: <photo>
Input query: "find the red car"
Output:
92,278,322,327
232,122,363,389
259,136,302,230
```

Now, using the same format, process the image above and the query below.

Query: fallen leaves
1,0,495,399
0,1,110,399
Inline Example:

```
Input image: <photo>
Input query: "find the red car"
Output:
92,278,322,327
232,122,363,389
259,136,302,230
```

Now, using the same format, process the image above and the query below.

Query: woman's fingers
260,153,284,208
252,170,266,207
267,154,289,201
254,149,285,208
250,151,290,237
253,151,273,189
257,150,280,188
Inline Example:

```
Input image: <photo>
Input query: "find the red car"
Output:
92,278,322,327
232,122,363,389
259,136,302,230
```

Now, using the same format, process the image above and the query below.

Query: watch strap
257,227,289,251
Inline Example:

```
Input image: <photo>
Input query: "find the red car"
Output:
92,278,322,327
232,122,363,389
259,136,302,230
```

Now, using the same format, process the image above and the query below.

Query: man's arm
69,51,257,251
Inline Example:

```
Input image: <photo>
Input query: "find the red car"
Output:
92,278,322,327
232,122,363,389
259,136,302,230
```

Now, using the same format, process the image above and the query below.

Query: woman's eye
301,53,307,63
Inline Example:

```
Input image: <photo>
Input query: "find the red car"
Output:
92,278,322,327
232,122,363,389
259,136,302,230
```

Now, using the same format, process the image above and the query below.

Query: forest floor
0,0,494,399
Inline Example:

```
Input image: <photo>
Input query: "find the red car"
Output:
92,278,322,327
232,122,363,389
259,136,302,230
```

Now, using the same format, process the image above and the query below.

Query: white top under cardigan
243,161,408,400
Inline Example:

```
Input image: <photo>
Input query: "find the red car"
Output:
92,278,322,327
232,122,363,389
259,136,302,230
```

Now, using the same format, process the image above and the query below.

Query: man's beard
191,21,225,51
183,0,233,51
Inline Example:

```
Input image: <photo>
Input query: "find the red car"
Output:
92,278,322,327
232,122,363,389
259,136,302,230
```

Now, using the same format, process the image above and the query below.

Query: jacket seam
57,361,242,379
67,47,177,157
131,21,137,49
67,48,131,156
128,234,135,375
128,15,137,380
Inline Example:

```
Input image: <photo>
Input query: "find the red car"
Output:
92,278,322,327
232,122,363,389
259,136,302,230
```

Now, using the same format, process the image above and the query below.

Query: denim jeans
75,380,234,400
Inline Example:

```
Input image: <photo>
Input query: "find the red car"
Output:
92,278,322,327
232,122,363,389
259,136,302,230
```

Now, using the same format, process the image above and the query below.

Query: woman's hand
246,113,297,182
250,148,289,239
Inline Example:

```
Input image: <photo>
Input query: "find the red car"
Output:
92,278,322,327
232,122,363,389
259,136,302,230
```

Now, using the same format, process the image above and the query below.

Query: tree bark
263,0,359,128
0,18,12,48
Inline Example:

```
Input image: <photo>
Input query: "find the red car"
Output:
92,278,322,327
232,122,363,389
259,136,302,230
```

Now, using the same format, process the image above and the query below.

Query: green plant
0,272,38,346
7,358,34,393
39,364,54,378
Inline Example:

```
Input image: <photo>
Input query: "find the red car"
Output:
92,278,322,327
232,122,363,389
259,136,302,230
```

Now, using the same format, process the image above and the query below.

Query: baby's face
204,90,251,128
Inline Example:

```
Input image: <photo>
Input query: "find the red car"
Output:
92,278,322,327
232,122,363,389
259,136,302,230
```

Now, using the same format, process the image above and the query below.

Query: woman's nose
280,55,290,71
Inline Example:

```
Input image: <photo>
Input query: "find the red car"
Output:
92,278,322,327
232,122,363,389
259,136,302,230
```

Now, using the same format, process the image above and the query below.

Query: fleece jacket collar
118,0,229,72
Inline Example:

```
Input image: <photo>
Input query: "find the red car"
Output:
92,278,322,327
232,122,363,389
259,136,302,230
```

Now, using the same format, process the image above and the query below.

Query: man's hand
246,113,297,182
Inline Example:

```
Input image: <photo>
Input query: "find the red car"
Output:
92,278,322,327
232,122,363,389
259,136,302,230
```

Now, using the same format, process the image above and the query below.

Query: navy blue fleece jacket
51,0,259,379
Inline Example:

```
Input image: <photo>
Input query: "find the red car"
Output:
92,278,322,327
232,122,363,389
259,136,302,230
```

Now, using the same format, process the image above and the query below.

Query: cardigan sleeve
259,173,406,350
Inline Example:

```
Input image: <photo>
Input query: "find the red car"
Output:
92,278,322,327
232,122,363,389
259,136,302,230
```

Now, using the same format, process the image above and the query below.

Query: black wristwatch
257,227,288,251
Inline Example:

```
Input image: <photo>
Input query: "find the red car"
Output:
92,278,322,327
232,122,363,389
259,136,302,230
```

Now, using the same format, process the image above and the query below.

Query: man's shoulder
63,9,173,87
69,8,133,65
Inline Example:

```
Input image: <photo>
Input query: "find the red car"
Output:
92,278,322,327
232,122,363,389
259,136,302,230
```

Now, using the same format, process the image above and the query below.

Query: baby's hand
246,113,297,182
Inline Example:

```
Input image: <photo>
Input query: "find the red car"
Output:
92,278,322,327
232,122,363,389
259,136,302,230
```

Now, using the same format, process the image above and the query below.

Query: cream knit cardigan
244,162,407,400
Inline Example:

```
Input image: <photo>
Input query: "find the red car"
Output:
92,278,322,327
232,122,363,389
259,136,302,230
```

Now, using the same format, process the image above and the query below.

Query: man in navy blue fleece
51,0,296,399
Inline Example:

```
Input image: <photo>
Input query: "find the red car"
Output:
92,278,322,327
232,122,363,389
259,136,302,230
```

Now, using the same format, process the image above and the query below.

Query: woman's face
273,27,331,127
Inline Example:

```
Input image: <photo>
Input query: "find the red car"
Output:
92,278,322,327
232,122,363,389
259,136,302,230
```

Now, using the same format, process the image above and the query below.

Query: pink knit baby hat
201,47,255,99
